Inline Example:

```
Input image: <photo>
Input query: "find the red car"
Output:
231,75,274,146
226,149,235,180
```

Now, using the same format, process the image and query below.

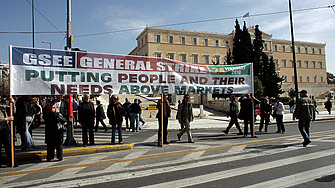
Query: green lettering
220,87,227,94
175,86,187,94
101,73,111,82
197,86,204,94
55,71,67,82
141,85,150,94
131,85,140,94
213,87,220,94
187,86,196,94
151,85,160,94
205,87,212,93
118,85,130,94
87,72,99,82
25,70,39,81
67,72,80,82
227,87,234,94
161,86,168,94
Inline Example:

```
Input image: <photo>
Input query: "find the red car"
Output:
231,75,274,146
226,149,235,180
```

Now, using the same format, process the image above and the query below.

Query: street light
42,40,51,49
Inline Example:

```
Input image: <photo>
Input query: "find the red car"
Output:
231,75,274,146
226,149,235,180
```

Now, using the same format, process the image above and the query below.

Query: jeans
23,116,34,149
131,113,140,132
290,106,294,113
111,121,123,144
298,119,311,142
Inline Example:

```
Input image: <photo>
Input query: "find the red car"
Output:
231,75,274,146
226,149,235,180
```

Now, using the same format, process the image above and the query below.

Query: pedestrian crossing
1,131,335,187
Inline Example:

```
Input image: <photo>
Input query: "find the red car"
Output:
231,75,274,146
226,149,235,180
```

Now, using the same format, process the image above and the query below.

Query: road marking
1,131,334,179
243,164,335,188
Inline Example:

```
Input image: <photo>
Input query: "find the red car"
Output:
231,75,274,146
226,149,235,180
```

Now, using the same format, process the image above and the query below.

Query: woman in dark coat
44,102,64,162
107,95,123,145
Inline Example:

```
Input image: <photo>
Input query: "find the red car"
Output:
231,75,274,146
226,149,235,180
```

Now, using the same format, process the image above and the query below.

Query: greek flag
243,12,249,18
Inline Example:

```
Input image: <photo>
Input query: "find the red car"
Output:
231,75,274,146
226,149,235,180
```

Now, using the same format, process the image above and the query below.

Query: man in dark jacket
95,100,108,132
78,95,95,146
223,95,243,135
293,90,315,146
128,99,141,132
259,97,272,132
123,98,131,131
239,93,260,138
156,94,171,145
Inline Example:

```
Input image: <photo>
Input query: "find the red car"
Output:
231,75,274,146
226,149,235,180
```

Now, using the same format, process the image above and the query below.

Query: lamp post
42,40,51,49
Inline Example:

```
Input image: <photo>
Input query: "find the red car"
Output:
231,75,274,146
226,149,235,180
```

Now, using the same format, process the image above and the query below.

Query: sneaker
222,130,228,134
188,141,194,143
163,141,170,144
177,134,181,141
303,140,311,147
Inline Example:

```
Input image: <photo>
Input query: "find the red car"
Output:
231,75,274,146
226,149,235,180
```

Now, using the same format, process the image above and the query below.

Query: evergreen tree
253,25,264,76
232,19,242,64
240,21,253,64
225,49,232,65
261,55,284,98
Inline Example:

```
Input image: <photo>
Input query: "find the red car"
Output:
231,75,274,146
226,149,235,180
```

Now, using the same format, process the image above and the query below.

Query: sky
1,0,335,72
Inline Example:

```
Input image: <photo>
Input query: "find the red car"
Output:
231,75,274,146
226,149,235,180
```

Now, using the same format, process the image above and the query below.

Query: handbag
56,112,67,132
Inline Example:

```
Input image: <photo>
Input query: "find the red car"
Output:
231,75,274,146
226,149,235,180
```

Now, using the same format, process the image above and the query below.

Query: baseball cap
299,89,307,93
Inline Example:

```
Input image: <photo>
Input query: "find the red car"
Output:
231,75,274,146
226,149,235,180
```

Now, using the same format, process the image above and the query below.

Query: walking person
128,99,141,132
43,102,64,162
289,97,294,113
95,100,108,132
177,94,194,143
138,99,145,127
324,98,332,114
73,98,79,125
293,90,315,146
273,97,285,133
107,95,123,145
222,95,243,135
312,96,319,114
22,95,37,150
0,98,18,167
259,97,272,132
239,94,259,138
156,94,171,145
78,95,95,146
122,98,131,131
177,100,185,130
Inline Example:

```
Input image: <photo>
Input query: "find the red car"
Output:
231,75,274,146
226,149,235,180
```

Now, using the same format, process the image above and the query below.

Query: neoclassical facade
129,27,327,86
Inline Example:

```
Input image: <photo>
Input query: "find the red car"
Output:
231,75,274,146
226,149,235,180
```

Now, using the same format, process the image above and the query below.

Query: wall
281,84,335,98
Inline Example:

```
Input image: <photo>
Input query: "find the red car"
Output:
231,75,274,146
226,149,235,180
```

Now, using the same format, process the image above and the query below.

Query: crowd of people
0,91,330,167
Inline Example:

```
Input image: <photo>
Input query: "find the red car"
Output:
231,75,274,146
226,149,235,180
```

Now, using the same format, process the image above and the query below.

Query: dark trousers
158,116,168,143
95,118,108,131
226,117,242,133
82,121,95,145
259,114,270,132
47,143,63,161
125,115,131,129
0,129,16,166
276,115,285,132
244,117,254,137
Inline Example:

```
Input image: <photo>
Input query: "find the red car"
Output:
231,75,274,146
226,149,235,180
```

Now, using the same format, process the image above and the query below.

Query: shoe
281,132,285,134
252,136,258,138
111,142,115,145
136,131,140,132
104,129,108,132
243,135,247,138
237,132,243,135
259,130,262,132
177,134,181,141
47,159,52,162
276,131,281,133
265,130,267,132
303,140,311,147
119,142,123,144
157,142,161,146
222,130,228,134
163,141,170,144
139,127,142,130
58,158,63,161
83,144,87,147
188,141,194,143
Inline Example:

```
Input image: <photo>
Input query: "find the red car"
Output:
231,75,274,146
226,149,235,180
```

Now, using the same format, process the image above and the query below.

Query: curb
13,143,134,162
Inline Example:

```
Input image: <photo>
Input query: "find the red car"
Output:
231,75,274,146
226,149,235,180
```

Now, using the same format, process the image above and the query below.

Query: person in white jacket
273,97,285,133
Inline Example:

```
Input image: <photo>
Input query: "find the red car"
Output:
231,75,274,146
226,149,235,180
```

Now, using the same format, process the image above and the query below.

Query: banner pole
161,94,163,147
10,95,14,167
251,95,255,138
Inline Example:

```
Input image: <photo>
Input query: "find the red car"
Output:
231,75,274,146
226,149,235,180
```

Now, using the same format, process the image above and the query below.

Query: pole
289,0,299,102
251,95,255,138
10,95,14,167
67,0,72,50
32,0,35,48
160,94,163,147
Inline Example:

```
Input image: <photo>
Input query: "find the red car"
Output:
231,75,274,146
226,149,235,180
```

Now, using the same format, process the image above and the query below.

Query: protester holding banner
21,95,37,150
223,95,243,135
239,93,259,138
259,97,272,132
95,100,108,132
78,95,95,146
107,95,123,145
0,98,18,167
44,102,64,162
156,94,171,145
177,94,194,143
54,95,67,121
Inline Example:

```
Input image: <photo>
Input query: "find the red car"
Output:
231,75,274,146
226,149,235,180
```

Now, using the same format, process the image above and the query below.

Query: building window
275,59,279,67
225,40,229,47
137,41,140,49
168,35,173,44
298,60,302,68
284,76,287,82
283,45,286,52
193,37,197,45
181,36,186,45
204,55,209,64
145,36,147,44
264,43,268,50
298,46,301,53
312,61,316,68
215,56,220,64
181,54,187,62
156,52,162,58
319,61,323,68
283,59,287,67
193,54,198,64
292,76,295,82
305,61,309,68
314,76,317,82
312,48,315,54
274,45,278,51
290,46,293,52
156,34,161,43
299,76,302,82
319,48,322,54
215,39,219,47
321,76,324,82
305,47,308,53
141,39,144,47
168,53,174,60
290,60,294,67
204,38,208,46
307,76,310,82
